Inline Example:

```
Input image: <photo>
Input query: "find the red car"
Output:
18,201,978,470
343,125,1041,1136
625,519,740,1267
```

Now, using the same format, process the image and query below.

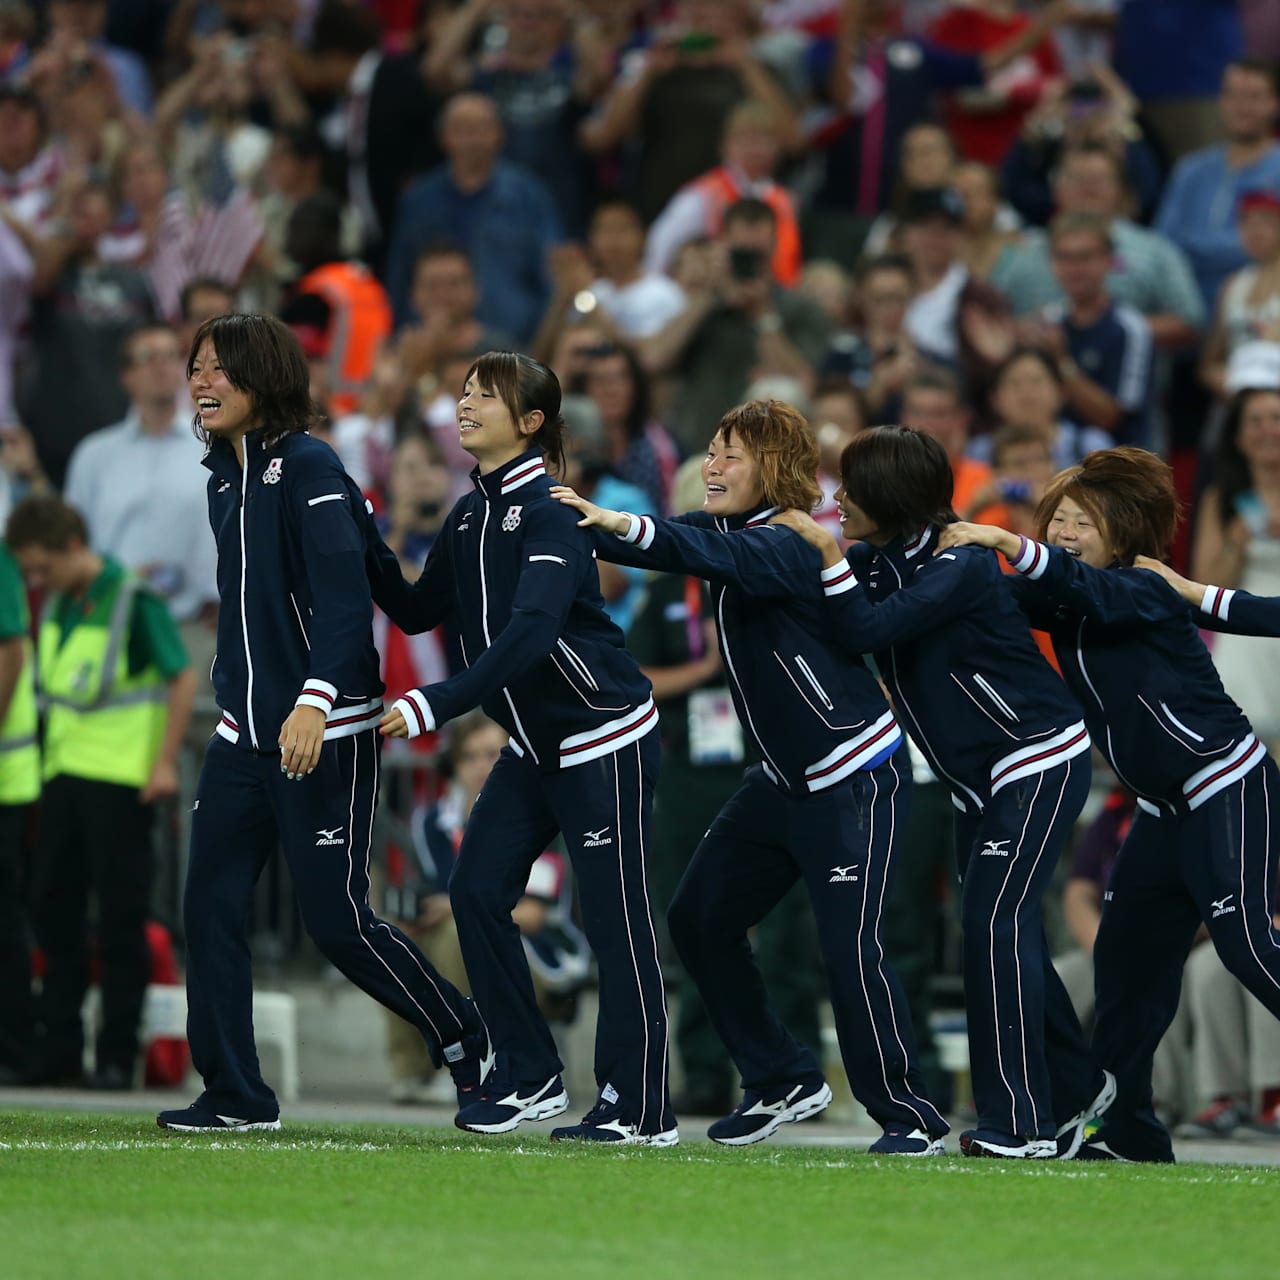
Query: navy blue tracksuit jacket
815,523,1099,1142
365,449,671,1132
601,506,947,1136
1006,537,1280,1162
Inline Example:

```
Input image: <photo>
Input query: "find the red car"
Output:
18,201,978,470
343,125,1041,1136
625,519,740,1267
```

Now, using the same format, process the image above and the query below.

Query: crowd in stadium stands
2,0,1280,1141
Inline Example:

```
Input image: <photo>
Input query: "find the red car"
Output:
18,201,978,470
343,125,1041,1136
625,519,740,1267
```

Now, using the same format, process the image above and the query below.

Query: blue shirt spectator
383,93,561,343
1155,62,1280,313
1113,0,1242,103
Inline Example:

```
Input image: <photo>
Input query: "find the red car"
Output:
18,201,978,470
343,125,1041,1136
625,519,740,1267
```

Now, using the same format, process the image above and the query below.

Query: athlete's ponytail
468,350,566,477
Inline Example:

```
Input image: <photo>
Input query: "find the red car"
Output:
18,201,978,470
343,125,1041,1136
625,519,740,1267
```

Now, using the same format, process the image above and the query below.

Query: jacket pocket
794,654,834,711
557,640,599,691
972,672,1019,723
1150,698,1206,744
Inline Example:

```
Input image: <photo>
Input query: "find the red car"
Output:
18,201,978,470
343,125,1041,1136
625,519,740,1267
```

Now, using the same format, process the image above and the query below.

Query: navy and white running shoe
869,1127,946,1156
1056,1069,1117,1159
550,1089,678,1146
156,1103,281,1133
707,1080,833,1146
960,1129,1056,1159
454,1074,569,1134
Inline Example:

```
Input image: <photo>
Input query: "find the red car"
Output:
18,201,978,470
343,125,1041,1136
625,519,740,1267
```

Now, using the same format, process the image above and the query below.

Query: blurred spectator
377,432,451,573
1051,0,1115,81
1190,385,1280,747
824,252,917,420
155,33,273,200
861,121,959,257
385,91,561,343
581,341,678,514
928,0,1062,167
1000,64,1163,227
579,0,800,222
0,84,59,229
645,99,801,286
401,242,516,373
0,214,31,424
0,535,37,1087
176,276,235,357
0,0,34,83
280,192,392,419
63,322,217,632
1156,60,1280,318
963,420,1055,533
424,0,615,236
973,346,1110,468
1201,191,1280,400
533,199,688,359
98,137,264,325
1112,0,1243,162
646,197,829,453
582,198,686,338
901,184,1010,374
809,378,867,537
990,142,1205,350
251,123,362,314
900,362,991,513
11,495,194,1090
1176,938,1280,1140
953,160,1021,280
809,0,1069,237
42,0,152,116
14,180,155,487
798,258,854,333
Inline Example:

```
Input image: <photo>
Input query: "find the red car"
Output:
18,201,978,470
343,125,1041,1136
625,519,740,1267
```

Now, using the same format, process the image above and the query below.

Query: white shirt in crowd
588,274,687,340
63,411,219,623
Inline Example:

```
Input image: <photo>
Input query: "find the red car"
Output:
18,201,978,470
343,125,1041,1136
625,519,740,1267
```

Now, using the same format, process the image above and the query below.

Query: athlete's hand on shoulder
380,706,408,738
140,756,179,804
279,705,326,779
549,485,630,536
1134,555,1202,605
769,509,842,564
936,522,1019,557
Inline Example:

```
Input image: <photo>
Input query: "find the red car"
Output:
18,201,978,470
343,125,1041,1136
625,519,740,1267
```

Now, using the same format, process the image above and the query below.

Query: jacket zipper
794,654,834,710
239,450,259,748
973,673,1018,722
290,592,311,650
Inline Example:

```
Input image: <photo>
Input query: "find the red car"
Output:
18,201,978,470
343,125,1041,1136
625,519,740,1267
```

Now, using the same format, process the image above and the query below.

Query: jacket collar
201,429,271,482
875,523,936,572
472,448,547,503
713,502,780,533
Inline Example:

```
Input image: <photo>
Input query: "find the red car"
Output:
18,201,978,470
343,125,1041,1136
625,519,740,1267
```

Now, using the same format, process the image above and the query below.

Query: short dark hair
413,240,471,273
6,496,88,552
723,197,777,232
990,422,1053,467
838,425,956,540
274,122,326,162
1058,140,1124,182
995,345,1065,391
1033,446,1181,564
856,253,914,286
1050,210,1114,254
467,351,566,477
1226,58,1279,93
187,313,319,448
904,363,964,404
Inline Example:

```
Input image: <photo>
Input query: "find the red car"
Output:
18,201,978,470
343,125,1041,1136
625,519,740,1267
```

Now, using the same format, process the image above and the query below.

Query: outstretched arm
1135,555,1280,636
553,486,821,598
939,525,1185,625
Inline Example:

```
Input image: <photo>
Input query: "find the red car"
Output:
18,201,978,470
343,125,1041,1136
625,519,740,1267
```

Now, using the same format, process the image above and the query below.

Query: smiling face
1045,494,1115,568
1238,390,1280,469
457,372,539,468
702,429,765,516
832,486,883,544
188,338,259,439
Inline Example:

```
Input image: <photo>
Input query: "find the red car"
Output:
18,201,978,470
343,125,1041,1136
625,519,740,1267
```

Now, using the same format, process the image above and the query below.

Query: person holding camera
647,198,829,455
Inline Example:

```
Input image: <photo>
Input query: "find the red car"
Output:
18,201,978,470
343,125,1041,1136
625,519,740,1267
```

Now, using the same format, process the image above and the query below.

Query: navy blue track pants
668,754,948,1135
448,729,672,1134
185,732,473,1115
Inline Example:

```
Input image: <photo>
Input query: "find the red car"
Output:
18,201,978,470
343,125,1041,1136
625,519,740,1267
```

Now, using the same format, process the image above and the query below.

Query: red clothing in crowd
928,4,1061,166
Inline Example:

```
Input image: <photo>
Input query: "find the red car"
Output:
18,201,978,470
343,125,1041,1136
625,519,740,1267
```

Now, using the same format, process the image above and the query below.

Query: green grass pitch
1,1110,1278,1280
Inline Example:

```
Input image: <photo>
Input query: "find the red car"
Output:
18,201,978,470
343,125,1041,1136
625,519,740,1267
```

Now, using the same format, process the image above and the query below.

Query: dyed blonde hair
715,400,822,513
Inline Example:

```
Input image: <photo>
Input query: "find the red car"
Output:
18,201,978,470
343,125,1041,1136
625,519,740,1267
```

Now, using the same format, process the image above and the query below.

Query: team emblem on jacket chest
501,504,522,532
263,457,284,484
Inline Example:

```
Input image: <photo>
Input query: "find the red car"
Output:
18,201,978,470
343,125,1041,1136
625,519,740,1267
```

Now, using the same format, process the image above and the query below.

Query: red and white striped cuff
820,560,858,596
1200,583,1235,621
618,513,655,550
1012,537,1049,579
295,679,338,713
391,688,436,740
